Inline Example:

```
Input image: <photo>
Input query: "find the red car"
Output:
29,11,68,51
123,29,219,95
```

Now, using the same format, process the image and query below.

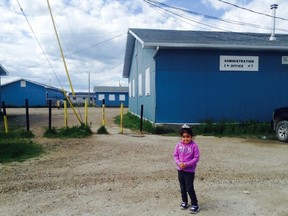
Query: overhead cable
218,0,288,21
143,0,288,32
143,0,232,32
16,0,63,89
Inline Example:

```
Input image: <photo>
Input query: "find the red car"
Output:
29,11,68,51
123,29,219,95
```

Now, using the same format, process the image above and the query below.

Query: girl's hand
179,163,186,169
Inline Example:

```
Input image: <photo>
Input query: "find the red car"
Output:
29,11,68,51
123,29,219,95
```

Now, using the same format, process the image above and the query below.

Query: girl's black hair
180,124,194,136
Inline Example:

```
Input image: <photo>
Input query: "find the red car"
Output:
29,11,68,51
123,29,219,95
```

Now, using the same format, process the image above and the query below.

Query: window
145,67,151,96
109,94,115,101
138,73,142,96
20,80,26,87
98,94,105,101
132,79,135,97
128,82,131,97
119,94,126,101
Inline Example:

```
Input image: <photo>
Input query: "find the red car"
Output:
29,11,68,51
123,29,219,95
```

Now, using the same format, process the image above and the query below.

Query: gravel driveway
0,107,287,216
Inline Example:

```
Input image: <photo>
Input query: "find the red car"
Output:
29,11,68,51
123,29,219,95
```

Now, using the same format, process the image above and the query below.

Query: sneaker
190,205,200,214
180,202,188,210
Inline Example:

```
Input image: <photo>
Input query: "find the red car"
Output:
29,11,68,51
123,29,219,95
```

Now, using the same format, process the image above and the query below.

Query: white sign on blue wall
220,55,259,71
282,56,288,64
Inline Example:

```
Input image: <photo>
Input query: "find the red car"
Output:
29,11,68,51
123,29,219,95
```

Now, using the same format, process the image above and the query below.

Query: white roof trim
128,29,145,48
142,42,288,51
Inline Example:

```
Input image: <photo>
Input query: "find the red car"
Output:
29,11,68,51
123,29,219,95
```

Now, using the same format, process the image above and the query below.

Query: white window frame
109,94,115,101
119,94,126,101
128,82,131,97
98,94,105,101
138,73,142,96
145,67,151,96
132,79,135,97
20,80,26,87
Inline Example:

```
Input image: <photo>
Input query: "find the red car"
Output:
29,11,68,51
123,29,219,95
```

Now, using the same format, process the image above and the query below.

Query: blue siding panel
128,41,156,121
95,92,128,107
2,80,64,107
155,49,288,123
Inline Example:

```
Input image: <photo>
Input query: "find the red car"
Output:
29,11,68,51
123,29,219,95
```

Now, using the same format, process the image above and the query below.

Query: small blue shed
123,28,288,124
1,78,65,107
93,86,129,107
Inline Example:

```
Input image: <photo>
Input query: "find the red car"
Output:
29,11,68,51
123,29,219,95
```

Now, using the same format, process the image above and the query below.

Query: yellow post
47,0,75,97
3,115,8,133
102,104,105,126
120,103,123,134
64,100,68,128
62,88,82,124
85,100,88,126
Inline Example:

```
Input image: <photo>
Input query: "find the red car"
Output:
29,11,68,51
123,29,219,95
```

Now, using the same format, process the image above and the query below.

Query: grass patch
97,126,109,134
0,139,44,163
115,112,275,139
114,112,176,135
114,112,154,133
193,120,275,138
44,124,93,138
0,130,34,139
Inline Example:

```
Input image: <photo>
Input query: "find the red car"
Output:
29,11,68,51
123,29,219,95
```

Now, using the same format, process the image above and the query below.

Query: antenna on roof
269,4,278,41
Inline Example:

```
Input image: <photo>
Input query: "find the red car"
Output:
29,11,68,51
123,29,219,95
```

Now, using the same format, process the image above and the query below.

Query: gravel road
0,108,287,216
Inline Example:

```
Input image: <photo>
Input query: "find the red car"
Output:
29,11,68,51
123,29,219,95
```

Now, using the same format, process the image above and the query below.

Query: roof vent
269,4,278,41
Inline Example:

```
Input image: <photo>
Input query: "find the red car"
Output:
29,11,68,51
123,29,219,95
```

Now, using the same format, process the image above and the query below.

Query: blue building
1,78,65,107
68,92,96,105
93,86,129,107
123,29,288,124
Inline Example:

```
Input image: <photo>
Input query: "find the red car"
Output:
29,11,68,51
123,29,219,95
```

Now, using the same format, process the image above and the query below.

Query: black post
2,101,6,116
25,99,30,132
102,99,105,105
48,100,52,130
2,101,8,133
140,104,143,133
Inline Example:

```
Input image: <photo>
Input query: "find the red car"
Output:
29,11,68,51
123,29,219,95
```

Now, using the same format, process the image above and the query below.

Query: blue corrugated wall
128,42,156,121
155,49,288,123
2,80,64,107
95,92,128,107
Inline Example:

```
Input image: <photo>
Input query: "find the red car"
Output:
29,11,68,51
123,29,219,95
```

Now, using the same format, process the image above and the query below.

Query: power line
15,0,126,87
143,0,232,32
70,32,126,55
143,0,288,33
218,0,288,21
27,32,127,68
151,6,206,30
16,0,63,89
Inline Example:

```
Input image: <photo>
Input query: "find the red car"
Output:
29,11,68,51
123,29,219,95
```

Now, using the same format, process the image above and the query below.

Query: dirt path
0,108,288,216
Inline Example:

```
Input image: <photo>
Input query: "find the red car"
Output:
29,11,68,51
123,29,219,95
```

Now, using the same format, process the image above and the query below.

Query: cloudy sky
1,0,287,92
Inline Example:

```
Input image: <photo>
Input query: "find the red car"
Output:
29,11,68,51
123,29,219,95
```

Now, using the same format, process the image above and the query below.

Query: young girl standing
173,124,200,214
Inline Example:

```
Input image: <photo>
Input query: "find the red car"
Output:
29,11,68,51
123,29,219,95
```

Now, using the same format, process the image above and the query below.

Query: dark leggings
178,170,198,206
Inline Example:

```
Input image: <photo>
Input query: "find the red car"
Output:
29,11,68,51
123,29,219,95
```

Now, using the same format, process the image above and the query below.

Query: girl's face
181,132,192,144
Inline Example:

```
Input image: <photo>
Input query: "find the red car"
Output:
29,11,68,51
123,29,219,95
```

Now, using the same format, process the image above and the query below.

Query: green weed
0,139,44,163
44,124,93,138
115,113,275,139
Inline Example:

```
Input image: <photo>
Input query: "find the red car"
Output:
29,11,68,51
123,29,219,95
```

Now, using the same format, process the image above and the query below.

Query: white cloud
219,0,288,33
1,0,288,92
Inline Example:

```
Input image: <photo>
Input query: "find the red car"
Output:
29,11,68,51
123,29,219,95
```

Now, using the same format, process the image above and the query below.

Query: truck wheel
276,120,288,142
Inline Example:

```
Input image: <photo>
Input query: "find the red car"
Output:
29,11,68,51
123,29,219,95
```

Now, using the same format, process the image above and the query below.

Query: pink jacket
173,140,200,173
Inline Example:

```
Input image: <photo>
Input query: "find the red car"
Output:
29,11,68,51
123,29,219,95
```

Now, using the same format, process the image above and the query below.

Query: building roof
68,92,95,96
123,28,288,78
0,64,9,76
93,86,128,93
1,78,63,91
